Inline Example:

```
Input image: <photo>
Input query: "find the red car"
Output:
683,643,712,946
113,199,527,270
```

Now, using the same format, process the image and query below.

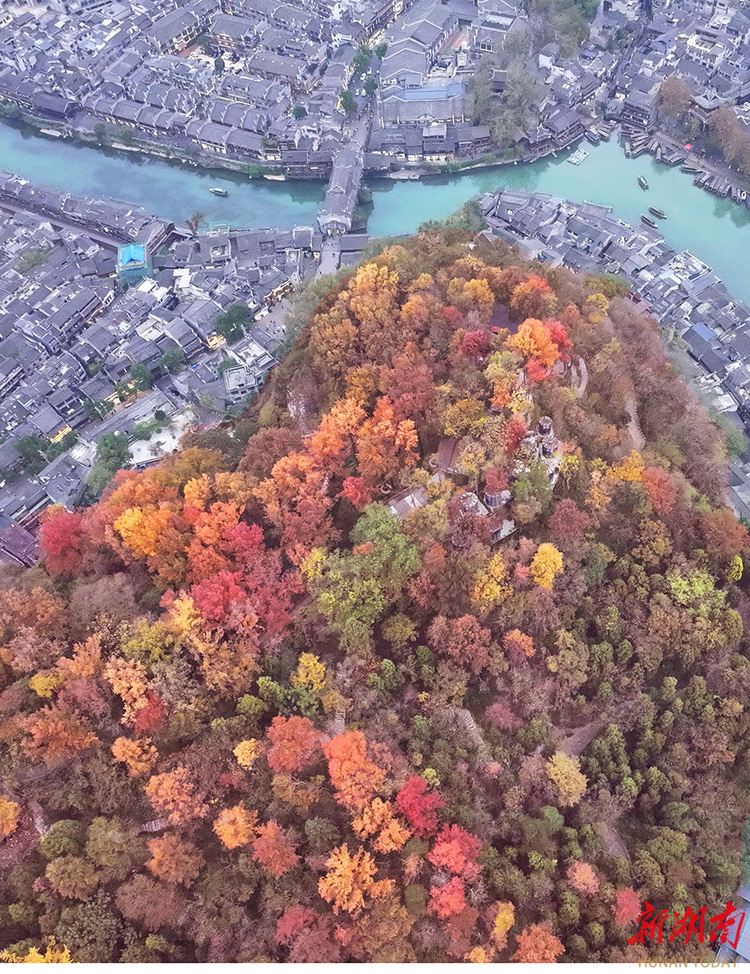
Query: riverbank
0,111,284,181
1,120,749,303
623,127,750,208
9,108,750,226
0,117,326,230
366,139,750,304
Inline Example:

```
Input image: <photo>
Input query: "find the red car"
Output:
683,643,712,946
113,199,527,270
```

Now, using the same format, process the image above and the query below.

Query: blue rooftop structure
392,81,464,101
692,321,718,341
119,243,146,266
117,242,150,286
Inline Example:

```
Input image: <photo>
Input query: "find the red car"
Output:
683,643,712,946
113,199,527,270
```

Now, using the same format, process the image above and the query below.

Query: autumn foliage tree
252,822,299,878
145,768,208,826
324,732,387,812
513,923,565,962
147,834,205,886
430,877,467,919
266,716,322,774
0,796,21,838
427,614,493,674
213,805,258,849
39,506,85,575
427,825,482,880
318,844,377,914
530,543,564,590
546,752,587,807
396,776,444,837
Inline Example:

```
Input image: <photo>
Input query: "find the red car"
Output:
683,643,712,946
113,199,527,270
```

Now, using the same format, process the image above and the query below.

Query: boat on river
680,165,703,174
648,206,667,219
263,174,286,181
641,214,658,228
209,187,228,196
585,130,601,145
638,175,649,190
568,147,589,165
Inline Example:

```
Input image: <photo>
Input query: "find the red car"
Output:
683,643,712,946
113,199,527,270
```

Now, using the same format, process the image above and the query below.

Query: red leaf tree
396,776,443,837
429,877,466,919
39,507,85,575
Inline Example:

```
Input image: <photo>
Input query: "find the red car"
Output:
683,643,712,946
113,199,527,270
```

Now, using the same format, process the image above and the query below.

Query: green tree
340,89,357,115
293,106,307,120
16,434,51,474
158,347,186,374
214,304,250,342
55,891,123,963
92,122,108,145
186,211,204,237
40,820,85,860
130,363,153,391
86,432,132,497
364,76,377,97
85,817,146,883
84,398,115,421
352,45,371,73
714,413,747,458
0,102,22,121
308,504,419,650
16,247,49,275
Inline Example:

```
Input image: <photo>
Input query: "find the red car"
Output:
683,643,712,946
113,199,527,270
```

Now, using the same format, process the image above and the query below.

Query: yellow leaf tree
213,805,258,849
233,739,260,770
492,901,515,949
352,798,411,853
111,737,158,778
0,796,21,838
530,543,564,590
546,752,587,807
0,942,72,963
318,844,378,914
291,652,326,692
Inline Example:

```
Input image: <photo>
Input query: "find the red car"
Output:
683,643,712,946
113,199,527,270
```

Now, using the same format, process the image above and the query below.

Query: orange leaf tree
323,731,386,812
145,768,208,826
147,834,205,886
429,877,466,919
213,805,258,850
266,716,323,775
513,923,565,963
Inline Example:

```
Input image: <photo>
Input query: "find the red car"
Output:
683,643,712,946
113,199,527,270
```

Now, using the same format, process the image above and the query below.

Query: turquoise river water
1,124,748,302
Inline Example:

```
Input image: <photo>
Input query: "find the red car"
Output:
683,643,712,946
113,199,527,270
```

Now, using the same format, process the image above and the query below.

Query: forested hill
1,232,749,963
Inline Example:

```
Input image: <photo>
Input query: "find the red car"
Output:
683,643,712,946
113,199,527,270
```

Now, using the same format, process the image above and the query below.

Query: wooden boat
209,187,228,196
585,130,601,145
648,206,667,219
680,165,702,174
638,175,649,190
641,214,658,228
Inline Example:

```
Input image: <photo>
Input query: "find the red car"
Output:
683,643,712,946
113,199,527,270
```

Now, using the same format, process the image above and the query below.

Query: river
1,123,749,302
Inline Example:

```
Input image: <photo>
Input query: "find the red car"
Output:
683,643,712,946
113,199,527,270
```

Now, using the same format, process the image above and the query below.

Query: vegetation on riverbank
659,78,750,181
